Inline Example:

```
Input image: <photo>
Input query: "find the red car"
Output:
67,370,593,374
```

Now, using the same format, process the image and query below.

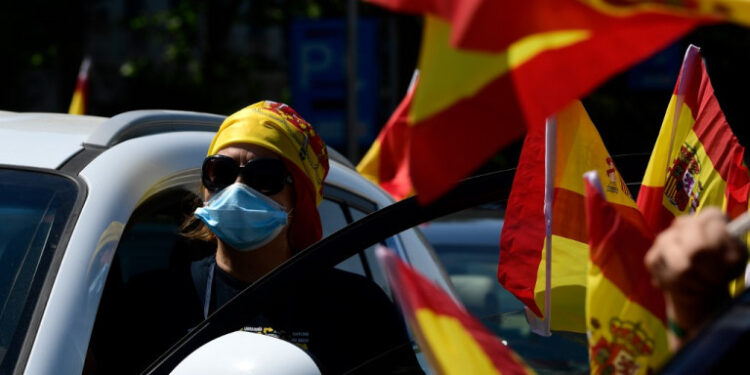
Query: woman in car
111,101,421,374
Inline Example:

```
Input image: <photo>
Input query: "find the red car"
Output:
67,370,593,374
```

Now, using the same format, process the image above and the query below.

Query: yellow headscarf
208,100,330,251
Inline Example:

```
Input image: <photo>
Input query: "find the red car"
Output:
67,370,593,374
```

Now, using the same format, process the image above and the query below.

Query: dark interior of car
85,189,213,374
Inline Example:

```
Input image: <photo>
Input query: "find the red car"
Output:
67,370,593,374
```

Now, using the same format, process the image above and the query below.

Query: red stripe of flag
512,16,700,133
636,186,677,230
687,66,743,180
585,177,666,322
366,0,713,53
410,71,526,203
376,77,417,200
378,248,533,374
498,128,545,316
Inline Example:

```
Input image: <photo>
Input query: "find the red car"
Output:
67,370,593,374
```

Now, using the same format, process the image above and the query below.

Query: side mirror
170,331,321,375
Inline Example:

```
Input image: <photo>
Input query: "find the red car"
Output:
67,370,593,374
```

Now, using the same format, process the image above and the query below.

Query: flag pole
527,114,556,337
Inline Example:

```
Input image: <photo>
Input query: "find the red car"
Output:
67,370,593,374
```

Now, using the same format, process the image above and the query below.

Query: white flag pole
526,114,556,337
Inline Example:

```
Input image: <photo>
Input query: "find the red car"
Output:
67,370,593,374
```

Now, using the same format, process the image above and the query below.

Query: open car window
142,169,516,374
88,182,390,374
423,204,590,373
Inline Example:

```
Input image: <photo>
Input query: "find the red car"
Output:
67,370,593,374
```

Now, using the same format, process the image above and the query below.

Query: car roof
0,110,232,171
0,110,359,174
0,112,107,169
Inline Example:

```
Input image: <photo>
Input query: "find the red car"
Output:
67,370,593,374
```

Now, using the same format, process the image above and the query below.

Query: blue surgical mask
194,183,289,251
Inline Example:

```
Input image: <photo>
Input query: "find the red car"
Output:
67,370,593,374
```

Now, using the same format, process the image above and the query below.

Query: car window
320,187,384,284
0,169,79,373
88,186,387,374
319,199,367,276
350,206,390,293
141,170,516,375
318,199,349,237
423,205,590,374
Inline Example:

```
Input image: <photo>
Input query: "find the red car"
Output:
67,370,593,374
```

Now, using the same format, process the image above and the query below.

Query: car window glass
0,170,79,373
422,204,589,374
319,199,366,276
350,207,390,292
318,199,348,237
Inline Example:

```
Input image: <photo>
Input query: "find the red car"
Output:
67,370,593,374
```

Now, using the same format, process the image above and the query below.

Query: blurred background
2,1,750,181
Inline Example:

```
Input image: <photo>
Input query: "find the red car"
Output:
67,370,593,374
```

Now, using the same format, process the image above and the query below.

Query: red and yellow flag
499,100,637,333
584,172,669,375
68,57,91,115
365,0,724,202
357,72,418,201
377,247,536,375
637,45,750,234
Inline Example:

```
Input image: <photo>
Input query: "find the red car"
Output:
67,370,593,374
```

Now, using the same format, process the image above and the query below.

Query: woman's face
203,143,295,212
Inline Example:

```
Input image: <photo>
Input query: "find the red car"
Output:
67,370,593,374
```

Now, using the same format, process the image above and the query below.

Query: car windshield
0,169,79,372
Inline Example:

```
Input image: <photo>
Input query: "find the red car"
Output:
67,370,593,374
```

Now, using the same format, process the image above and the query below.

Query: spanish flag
68,57,91,115
365,0,723,202
356,71,418,201
637,44,750,234
584,172,669,375
377,247,536,375
499,100,637,334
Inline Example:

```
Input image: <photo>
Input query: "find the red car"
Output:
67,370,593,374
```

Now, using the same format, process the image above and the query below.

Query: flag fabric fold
498,100,637,333
584,172,669,375
365,0,722,203
356,71,418,200
69,57,91,115
376,247,535,375
637,44,750,234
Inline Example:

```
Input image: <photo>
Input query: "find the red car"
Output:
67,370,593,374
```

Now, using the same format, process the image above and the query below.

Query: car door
139,169,515,374
81,159,409,374
21,131,213,375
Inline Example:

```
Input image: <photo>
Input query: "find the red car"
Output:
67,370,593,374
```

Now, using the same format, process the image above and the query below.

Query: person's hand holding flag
645,207,748,349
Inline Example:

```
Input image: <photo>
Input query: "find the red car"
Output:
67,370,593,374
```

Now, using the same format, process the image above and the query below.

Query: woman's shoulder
318,268,378,288
300,268,391,307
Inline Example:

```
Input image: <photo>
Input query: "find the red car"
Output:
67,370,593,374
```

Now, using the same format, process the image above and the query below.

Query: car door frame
22,131,213,375
142,168,516,374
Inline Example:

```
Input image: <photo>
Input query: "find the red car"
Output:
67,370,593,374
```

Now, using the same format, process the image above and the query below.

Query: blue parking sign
289,18,379,150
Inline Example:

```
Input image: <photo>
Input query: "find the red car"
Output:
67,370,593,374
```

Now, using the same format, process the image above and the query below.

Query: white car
0,110,456,374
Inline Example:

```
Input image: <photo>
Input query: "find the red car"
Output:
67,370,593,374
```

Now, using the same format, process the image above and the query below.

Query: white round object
170,331,321,375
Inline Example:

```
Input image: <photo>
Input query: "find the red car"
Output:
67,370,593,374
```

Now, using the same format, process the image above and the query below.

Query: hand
644,207,748,350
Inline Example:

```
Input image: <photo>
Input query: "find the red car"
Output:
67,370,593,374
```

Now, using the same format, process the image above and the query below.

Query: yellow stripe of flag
640,95,695,188
534,235,588,332
587,263,669,374
411,16,589,124
415,309,504,375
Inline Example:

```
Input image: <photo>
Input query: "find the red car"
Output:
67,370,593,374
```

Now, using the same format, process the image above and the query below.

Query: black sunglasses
202,155,293,195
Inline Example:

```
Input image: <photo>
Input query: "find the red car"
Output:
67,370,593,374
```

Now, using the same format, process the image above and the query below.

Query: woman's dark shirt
95,255,422,374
